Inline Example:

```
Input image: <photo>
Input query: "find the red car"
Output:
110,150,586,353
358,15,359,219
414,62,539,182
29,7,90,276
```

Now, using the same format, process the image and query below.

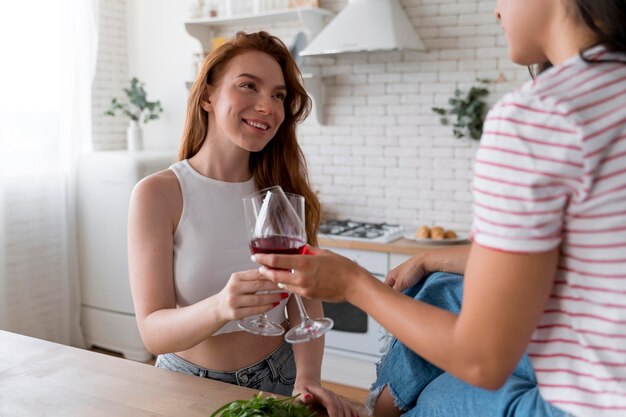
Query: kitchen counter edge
318,236,470,255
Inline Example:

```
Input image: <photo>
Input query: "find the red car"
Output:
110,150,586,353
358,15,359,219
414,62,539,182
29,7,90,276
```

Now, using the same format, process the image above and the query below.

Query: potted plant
432,79,491,140
104,77,163,151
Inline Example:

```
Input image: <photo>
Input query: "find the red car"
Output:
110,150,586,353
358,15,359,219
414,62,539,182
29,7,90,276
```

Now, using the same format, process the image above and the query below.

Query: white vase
127,120,143,152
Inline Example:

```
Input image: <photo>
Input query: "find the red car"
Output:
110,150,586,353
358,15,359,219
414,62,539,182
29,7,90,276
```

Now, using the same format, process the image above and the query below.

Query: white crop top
170,160,288,335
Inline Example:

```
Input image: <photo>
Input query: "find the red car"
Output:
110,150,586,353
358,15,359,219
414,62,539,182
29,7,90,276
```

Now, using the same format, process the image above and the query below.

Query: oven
317,220,404,360
321,247,389,359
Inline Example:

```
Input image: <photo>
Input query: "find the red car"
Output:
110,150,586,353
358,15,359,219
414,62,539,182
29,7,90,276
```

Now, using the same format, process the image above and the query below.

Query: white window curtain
0,0,99,347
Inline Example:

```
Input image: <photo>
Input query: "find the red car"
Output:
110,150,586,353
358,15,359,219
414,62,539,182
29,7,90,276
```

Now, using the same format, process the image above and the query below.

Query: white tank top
169,160,288,335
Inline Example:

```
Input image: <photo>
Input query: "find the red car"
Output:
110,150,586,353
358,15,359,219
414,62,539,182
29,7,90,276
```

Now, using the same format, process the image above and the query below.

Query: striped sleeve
471,89,584,253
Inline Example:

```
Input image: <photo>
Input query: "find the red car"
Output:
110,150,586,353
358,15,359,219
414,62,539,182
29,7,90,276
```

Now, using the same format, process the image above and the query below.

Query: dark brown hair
530,0,626,77
179,31,320,245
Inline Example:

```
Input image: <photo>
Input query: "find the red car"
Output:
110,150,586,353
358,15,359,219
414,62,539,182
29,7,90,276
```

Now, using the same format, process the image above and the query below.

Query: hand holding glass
241,186,333,342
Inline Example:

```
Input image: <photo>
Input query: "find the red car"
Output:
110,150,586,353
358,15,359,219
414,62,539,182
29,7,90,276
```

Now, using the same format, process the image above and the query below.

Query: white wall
92,0,193,151
92,0,129,150
92,0,530,232
126,0,197,151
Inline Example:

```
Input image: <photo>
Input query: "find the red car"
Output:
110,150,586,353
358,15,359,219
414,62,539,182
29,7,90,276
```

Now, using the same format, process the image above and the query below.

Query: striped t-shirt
472,45,626,417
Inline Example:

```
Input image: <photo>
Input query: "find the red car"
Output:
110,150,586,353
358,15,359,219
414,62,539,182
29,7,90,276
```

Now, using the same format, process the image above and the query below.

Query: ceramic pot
127,120,143,152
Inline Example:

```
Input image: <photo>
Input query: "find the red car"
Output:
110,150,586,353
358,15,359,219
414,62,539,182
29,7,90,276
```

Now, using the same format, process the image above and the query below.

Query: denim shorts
155,341,296,396
367,271,571,417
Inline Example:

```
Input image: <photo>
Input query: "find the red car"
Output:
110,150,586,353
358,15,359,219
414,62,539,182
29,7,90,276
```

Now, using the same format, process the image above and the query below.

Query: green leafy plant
210,393,316,417
432,79,492,140
104,77,163,123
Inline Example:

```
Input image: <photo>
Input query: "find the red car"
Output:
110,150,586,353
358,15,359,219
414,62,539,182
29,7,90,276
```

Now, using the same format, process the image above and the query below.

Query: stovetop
318,219,405,243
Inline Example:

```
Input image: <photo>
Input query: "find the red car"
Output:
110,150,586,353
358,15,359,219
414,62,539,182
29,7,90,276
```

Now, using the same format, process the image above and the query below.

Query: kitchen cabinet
184,6,333,124
389,253,413,269
77,151,176,362
318,239,470,389
317,245,417,389
318,246,386,389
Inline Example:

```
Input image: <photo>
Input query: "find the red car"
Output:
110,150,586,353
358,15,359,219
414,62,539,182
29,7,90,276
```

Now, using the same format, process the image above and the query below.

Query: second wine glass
240,186,298,336
282,192,334,344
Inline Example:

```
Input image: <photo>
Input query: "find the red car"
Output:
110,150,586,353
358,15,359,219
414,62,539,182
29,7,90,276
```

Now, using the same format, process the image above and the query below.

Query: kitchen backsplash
92,0,529,233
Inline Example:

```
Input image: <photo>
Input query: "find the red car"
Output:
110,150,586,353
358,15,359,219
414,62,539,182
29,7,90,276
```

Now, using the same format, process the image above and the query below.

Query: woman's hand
254,246,372,303
384,253,429,292
386,246,471,292
216,269,287,321
294,383,358,417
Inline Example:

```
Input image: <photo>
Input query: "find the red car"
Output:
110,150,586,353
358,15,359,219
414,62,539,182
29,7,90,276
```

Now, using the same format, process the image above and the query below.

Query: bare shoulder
130,169,182,228
133,169,180,201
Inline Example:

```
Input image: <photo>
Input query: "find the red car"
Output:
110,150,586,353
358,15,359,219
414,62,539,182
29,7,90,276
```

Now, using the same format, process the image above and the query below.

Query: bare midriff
175,321,288,371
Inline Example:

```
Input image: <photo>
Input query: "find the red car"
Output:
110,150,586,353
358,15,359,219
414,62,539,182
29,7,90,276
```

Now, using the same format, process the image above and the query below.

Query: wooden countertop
0,330,330,417
318,236,469,255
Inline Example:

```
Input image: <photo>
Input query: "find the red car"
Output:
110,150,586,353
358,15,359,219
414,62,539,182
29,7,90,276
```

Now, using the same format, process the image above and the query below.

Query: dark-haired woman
255,1,626,416
127,31,356,417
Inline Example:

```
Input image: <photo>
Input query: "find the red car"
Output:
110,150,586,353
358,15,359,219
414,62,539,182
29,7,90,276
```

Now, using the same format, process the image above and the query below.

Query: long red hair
178,31,320,245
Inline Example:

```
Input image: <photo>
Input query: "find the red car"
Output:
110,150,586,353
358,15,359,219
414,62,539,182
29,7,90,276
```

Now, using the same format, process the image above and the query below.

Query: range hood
300,0,426,57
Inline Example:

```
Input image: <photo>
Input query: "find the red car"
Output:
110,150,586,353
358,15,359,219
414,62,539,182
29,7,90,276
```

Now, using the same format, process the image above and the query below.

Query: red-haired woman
128,31,356,417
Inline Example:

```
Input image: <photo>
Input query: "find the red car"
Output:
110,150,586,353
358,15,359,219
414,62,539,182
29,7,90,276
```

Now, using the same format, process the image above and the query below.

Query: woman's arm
128,172,227,354
256,244,557,389
349,244,558,389
128,172,282,354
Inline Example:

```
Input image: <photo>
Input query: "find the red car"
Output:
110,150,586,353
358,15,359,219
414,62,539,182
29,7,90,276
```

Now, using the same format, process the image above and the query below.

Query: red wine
250,235,306,254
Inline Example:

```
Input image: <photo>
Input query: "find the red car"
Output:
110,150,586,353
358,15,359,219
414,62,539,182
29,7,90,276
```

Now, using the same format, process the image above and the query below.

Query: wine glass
239,186,295,336
241,186,333,342
282,191,334,344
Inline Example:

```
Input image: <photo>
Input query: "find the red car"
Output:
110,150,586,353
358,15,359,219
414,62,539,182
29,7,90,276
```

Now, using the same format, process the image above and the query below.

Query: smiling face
203,50,286,153
494,0,560,66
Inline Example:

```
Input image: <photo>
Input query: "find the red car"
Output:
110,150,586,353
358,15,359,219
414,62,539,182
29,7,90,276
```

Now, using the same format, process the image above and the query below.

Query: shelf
185,7,332,30
184,7,333,52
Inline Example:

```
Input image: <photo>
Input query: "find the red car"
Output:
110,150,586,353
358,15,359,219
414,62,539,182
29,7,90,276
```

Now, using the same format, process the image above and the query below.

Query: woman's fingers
251,246,323,285
221,269,292,320
258,264,294,282
302,385,356,417
237,291,288,308
228,292,289,320
230,270,284,291
234,304,280,320
302,245,322,255
251,253,299,271
384,270,397,287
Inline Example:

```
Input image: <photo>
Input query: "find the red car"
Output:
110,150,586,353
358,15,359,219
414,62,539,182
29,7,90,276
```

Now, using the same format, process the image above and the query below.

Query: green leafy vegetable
210,392,317,417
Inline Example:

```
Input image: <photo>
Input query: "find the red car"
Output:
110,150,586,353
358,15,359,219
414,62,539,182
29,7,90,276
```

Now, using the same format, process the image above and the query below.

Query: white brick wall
298,0,529,232
92,0,129,150
92,0,531,233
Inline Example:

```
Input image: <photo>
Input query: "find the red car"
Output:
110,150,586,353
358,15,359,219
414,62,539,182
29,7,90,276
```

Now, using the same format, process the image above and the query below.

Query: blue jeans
368,272,570,417
155,341,295,396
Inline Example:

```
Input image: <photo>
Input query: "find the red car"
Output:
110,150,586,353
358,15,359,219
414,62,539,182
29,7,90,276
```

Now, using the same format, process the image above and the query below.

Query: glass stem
293,295,310,322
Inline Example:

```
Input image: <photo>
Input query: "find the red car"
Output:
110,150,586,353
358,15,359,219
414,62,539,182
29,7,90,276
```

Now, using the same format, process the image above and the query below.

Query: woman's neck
544,11,598,66
189,140,252,183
